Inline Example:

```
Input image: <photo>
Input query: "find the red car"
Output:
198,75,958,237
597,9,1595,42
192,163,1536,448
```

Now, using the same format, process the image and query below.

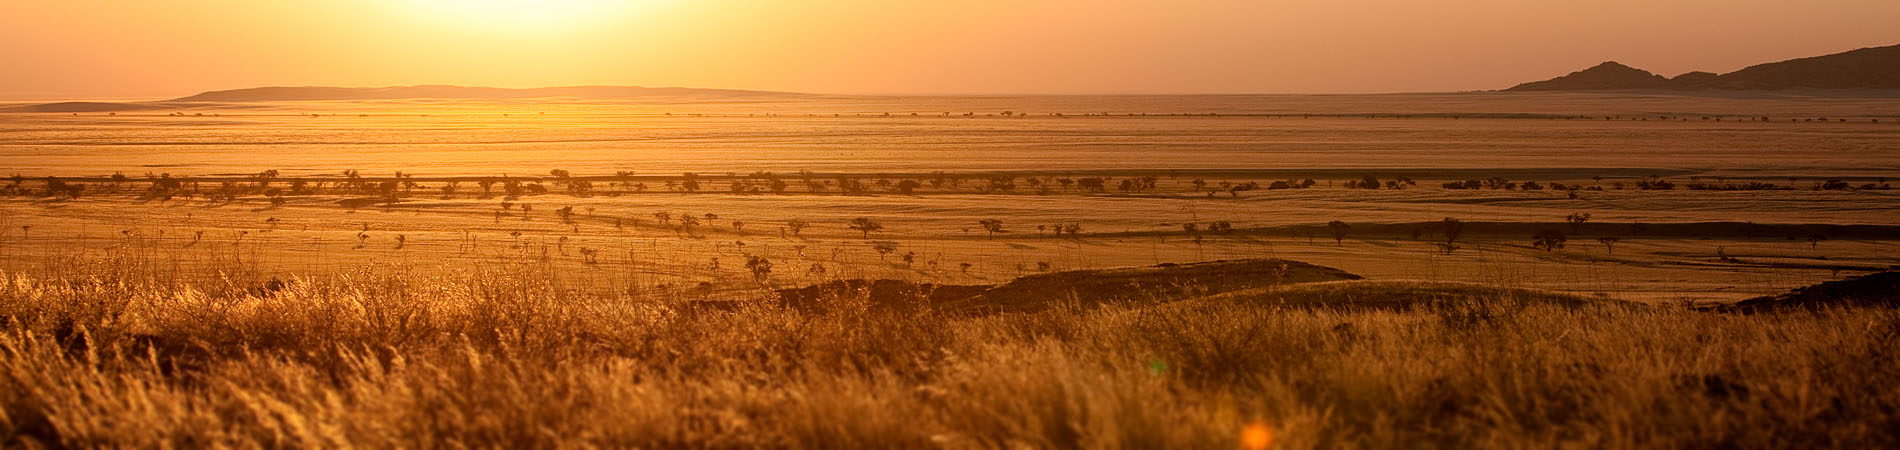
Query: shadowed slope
772,259,1361,315
1726,271,1900,312
1705,44,1900,90
1193,280,1623,311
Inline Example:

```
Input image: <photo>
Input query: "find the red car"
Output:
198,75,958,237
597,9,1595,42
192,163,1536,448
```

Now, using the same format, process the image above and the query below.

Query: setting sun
397,0,652,29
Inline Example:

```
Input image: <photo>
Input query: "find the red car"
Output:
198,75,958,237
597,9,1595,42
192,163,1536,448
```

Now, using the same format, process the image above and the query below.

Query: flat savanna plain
3,93,1897,302
3,93,1900,448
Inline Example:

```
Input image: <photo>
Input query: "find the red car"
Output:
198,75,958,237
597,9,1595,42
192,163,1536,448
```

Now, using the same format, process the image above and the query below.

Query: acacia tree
1327,220,1350,246
786,219,809,238
745,255,773,284
979,219,1005,239
680,172,701,192
849,217,884,239
1532,229,1567,252
1076,177,1107,193
677,214,700,236
1597,236,1621,253
1442,217,1465,244
1566,213,1592,234
477,179,496,198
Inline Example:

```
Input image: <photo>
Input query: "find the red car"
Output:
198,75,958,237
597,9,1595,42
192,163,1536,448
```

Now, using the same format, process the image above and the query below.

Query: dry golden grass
1,255,1897,448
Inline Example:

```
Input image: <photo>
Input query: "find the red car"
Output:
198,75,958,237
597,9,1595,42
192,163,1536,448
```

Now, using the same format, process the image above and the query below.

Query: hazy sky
3,0,1898,98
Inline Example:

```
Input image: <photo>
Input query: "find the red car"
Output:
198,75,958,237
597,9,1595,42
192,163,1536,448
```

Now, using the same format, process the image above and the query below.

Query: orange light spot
1241,421,1274,450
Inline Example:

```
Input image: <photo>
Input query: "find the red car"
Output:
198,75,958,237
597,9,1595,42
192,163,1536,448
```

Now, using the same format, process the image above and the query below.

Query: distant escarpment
1508,43,1900,91
167,85,801,102
0,102,174,113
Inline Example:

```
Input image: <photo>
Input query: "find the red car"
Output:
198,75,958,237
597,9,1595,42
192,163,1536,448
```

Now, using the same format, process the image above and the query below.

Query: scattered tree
1532,230,1567,252
979,219,1005,239
745,255,773,283
1327,220,1350,246
1597,236,1621,254
677,214,699,235
681,172,701,192
872,241,898,260
849,217,884,239
1566,213,1591,234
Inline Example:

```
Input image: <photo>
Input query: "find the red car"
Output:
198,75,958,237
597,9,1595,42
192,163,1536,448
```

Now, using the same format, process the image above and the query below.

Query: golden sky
3,0,1898,98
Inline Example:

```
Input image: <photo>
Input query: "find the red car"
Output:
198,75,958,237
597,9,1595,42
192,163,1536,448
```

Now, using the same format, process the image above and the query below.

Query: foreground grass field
1,256,1895,449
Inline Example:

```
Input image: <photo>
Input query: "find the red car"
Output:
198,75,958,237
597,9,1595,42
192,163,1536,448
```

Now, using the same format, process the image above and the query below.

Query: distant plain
4,92,1898,302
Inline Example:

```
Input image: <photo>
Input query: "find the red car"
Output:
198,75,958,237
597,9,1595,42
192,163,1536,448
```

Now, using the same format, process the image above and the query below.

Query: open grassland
5,93,1899,302
1,255,1897,448
2,166,1896,303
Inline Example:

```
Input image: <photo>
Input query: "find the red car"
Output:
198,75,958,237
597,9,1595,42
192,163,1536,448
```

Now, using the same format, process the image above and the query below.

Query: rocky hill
1508,43,1900,91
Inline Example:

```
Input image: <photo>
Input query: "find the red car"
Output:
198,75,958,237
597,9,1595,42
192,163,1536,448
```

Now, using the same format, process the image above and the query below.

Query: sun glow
401,0,644,30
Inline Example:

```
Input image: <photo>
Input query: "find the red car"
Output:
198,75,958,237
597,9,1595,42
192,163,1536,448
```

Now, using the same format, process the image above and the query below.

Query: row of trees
1440,178,1585,191
24,171,1846,204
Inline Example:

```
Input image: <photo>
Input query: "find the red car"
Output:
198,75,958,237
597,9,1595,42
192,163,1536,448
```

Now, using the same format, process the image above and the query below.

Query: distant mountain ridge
1508,43,1900,91
168,85,801,102
0,101,175,113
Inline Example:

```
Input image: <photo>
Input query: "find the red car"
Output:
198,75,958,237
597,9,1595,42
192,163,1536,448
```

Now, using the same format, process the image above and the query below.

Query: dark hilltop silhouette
1508,61,1677,91
1509,43,1900,91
